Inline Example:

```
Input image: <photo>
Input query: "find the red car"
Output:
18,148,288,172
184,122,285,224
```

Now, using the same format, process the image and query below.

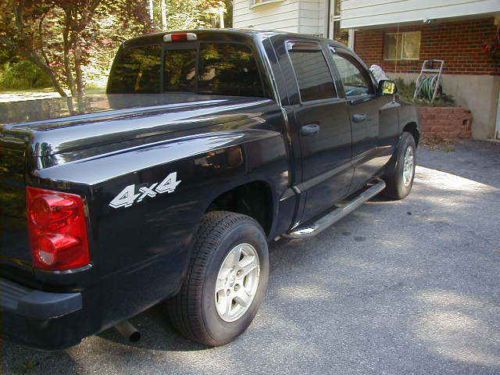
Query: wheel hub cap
228,273,236,286
403,146,415,187
215,243,260,322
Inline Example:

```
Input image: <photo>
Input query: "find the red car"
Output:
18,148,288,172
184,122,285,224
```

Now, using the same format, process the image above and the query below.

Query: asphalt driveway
3,141,500,375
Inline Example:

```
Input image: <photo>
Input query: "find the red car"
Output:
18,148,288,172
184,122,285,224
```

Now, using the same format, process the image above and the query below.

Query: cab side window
288,44,337,102
331,52,373,97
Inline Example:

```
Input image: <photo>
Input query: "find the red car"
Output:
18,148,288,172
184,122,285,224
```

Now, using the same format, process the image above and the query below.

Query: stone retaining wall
418,107,473,139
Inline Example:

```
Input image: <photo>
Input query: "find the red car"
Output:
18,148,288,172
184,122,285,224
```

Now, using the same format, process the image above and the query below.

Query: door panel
281,40,353,223
294,100,353,222
378,99,401,161
330,49,381,191
348,96,382,190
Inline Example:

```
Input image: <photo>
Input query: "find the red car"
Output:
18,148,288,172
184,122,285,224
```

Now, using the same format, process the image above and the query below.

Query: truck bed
0,93,277,287
0,93,269,158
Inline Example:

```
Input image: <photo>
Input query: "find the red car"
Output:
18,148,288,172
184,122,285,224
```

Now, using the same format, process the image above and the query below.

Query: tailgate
0,138,33,277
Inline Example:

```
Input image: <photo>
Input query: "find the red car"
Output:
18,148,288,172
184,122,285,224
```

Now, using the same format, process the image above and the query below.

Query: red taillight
163,32,197,43
27,187,90,271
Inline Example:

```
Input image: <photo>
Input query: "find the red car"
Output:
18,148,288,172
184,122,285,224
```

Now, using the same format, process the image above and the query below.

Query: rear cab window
107,45,162,94
108,40,269,98
163,48,197,92
287,41,337,102
198,43,264,97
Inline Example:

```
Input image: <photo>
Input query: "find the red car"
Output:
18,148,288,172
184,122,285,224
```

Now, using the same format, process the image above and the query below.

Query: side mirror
379,80,397,96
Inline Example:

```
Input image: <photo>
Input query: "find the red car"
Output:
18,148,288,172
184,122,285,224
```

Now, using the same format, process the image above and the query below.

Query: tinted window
163,49,197,92
198,43,265,97
108,45,161,94
331,52,372,97
108,42,267,98
289,49,336,102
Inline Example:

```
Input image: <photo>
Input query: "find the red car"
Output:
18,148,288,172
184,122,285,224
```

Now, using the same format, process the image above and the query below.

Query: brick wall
354,17,500,75
418,107,473,139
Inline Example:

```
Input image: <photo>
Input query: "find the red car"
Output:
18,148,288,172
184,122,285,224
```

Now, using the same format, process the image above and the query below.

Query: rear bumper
0,278,85,350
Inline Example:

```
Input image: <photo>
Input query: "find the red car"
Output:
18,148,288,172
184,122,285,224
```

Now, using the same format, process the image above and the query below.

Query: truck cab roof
123,29,347,49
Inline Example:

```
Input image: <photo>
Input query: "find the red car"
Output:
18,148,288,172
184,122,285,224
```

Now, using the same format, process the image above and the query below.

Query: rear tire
166,211,269,346
383,132,416,200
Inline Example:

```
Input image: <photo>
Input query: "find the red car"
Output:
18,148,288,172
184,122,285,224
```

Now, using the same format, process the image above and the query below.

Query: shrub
394,78,455,107
0,60,53,90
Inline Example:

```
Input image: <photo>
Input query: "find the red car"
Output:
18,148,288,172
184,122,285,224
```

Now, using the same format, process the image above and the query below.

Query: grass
0,87,58,94
0,85,106,103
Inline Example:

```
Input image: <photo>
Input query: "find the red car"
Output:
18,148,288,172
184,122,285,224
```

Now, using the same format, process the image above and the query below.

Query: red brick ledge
418,107,472,139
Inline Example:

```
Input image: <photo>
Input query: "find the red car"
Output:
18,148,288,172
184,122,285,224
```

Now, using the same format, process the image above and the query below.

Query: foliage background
0,0,232,95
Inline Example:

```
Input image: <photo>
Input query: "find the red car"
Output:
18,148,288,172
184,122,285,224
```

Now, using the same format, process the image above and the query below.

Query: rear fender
31,129,292,328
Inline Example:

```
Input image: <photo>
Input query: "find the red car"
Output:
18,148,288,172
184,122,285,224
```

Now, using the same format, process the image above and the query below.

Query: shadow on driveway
3,142,500,374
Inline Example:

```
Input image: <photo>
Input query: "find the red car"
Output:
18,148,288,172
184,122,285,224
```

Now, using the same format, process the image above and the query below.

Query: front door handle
300,123,320,136
352,114,367,123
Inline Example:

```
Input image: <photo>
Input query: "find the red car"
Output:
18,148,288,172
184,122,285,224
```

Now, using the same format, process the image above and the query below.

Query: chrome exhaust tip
114,320,141,342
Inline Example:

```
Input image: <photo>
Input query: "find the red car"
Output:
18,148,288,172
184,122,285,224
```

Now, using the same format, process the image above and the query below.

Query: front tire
166,211,269,346
383,132,417,200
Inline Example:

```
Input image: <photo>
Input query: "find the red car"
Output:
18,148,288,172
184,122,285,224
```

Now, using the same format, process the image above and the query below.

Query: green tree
156,0,230,30
0,0,232,97
0,0,151,97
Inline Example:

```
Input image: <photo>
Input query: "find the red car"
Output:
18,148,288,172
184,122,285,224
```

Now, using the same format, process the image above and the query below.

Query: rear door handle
300,123,320,136
352,114,367,123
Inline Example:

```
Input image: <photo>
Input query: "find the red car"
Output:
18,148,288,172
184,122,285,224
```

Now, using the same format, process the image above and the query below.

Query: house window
330,0,348,44
384,31,421,61
251,0,283,6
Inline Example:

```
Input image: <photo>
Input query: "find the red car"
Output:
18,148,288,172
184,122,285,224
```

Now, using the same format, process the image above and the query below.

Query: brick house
233,0,500,140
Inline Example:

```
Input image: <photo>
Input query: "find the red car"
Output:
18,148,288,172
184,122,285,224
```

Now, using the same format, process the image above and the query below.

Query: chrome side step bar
284,180,386,239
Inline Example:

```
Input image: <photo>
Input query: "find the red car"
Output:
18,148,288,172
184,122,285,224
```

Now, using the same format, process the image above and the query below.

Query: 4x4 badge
109,172,181,209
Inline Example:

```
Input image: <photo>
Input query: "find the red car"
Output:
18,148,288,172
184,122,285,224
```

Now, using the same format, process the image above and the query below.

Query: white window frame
328,0,341,40
250,0,284,9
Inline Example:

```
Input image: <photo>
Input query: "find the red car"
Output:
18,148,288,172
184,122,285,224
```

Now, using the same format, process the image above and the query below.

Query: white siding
233,0,500,36
298,0,327,35
341,0,500,29
233,0,301,32
232,0,328,36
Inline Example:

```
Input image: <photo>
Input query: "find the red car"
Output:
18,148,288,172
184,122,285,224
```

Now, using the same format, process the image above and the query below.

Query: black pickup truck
0,30,419,350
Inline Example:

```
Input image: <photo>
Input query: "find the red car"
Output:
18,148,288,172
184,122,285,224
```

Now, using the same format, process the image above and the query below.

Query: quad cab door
329,47,395,192
277,39,353,224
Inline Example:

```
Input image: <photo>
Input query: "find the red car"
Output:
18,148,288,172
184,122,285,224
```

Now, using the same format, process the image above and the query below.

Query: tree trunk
29,53,68,97
160,0,167,30
74,47,85,97
149,0,154,22
219,8,224,28
70,1,102,97
14,1,67,97
63,9,77,96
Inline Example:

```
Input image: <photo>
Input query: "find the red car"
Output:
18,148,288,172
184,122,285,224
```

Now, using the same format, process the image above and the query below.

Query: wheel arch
206,180,275,237
402,122,420,146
